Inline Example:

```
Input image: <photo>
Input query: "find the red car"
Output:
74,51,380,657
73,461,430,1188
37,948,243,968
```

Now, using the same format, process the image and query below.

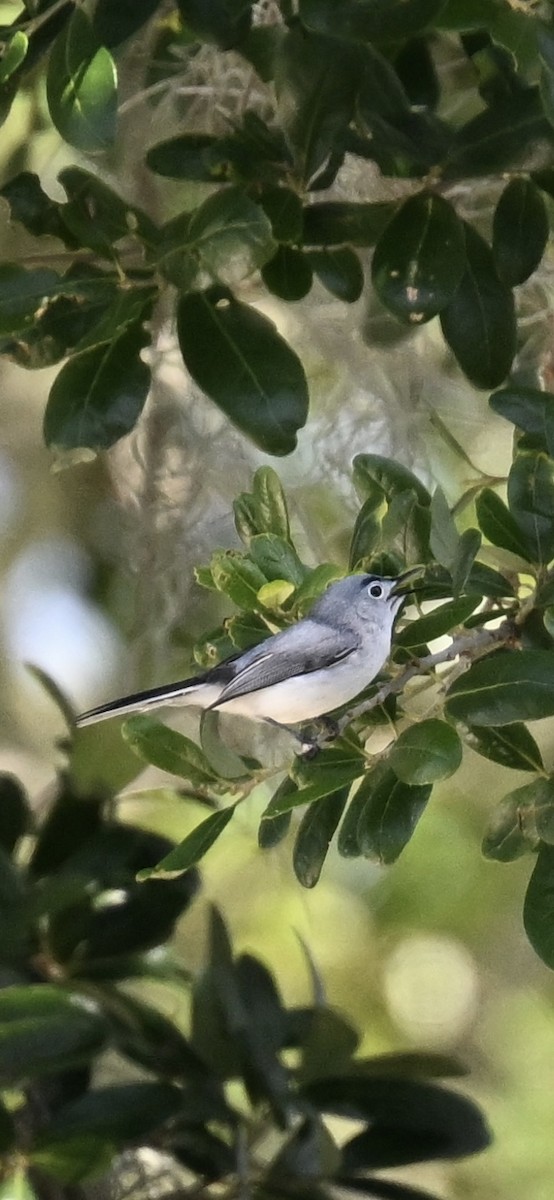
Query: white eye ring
368,582,384,599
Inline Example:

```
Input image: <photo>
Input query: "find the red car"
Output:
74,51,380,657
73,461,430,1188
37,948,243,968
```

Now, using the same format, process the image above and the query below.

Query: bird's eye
368,582,384,599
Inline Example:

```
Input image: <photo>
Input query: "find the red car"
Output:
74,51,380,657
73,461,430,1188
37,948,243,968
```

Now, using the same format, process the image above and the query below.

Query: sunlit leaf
46,9,117,152
389,719,462,785
137,807,236,880
122,716,218,786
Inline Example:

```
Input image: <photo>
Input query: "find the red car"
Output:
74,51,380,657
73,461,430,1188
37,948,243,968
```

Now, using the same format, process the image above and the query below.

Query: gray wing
213,619,357,706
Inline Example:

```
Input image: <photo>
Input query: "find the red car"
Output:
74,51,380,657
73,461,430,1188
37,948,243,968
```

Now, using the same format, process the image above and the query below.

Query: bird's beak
389,566,424,597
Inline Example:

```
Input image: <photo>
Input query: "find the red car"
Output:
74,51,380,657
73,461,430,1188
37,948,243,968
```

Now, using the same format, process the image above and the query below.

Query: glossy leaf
372,194,465,324
269,1114,339,1178
209,549,268,607
293,788,349,887
177,286,309,455
43,315,151,454
302,201,392,247
122,716,218,785
46,9,117,152
0,773,31,853
353,454,430,506
249,533,307,587
429,486,459,571
356,768,431,864
258,778,295,848
462,722,544,773
0,31,28,85
476,488,532,561
337,784,372,858
440,224,516,389
492,178,549,287
395,596,480,650
446,650,554,726
177,0,252,49
349,496,383,567
58,166,157,253
262,245,313,301
48,1082,183,1141
490,386,554,457
0,264,63,336
137,807,236,880
259,186,304,244
390,719,462,785
507,450,554,565
444,88,554,179
146,133,228,181
234,466,291,544
185,186,275,282
93,0,160,47
0,986,109,1084
524,841,554,968
275,26,361,184
309,247,364,302
482,788,531,862
451,527,481,596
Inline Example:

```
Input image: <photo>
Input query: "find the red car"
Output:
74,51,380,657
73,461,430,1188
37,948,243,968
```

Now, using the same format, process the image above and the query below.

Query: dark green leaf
234,466,291,544
356,768,431,864
372,194,465,324
335,1176,446,1200
122,716,218,785
176,0,252,49
429,486,459,571
389,719,462,785
0,264,62,336
293,788,350,887
381,491,432,565
0,774,31,853
476,487,533,560
349,496,384,568
394,37,439,109
29,782,103,878
483,777,554,863
302,1076,490,1164
275,26,361,184
43,316,151,454
490,386,554,458
337,784,372,857
259,186,304,244
302,201,392,247
183,186,275,282
446,650,554,725
31,1134,115,1184
269,1115,339,1178
299,1007,359,1081
46,9,117,152
538,23,554,129
262,245,313,300
58,166,157,253
524,841,554,968
0,171,73,244
395,596,480,649
177,286,309,455
451,527,481,596
462,722,544,773
492,178,549,287
146,134,229,181
299,0,442,43
93,0,160,47
0,1099,15,1154
249,533,307,586
258,778,295,848
309,248,364,302
353,454,430,506
48,1083,183,1142
137,806,236,880
482,787,531,861
235,954,290,1119
507,450,554,565
0,986,109,1084
444,88,554,179
440,224,516,389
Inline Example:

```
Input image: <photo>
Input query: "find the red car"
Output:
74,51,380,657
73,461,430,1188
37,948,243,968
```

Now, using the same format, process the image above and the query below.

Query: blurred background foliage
2,1,554,1197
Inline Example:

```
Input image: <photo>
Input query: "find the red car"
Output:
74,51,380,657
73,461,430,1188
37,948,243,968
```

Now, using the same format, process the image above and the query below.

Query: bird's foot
297,716,340,758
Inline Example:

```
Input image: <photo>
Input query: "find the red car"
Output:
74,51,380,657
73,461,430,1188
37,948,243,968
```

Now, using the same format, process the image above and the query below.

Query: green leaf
249,533,307,587
43,315,152,453
275,26,361,184
429,486,460,572
462,722,544,773
46,9,117,152
515,776,554,845
395,596,481,650
0,773,31,853
138,807,236,880
48,1082,183,1142
538,23,554,129
492,178,549,287
93,0,160,47
0,264,62,336
389,719,462,785
0,171,72,244
146,133,228,181
337,784,372,858
209,549,268,608
0,1099,15,1154
451,527,481,597
31,1134,115,1185
293,788,349,888
184,186,276,282
476,487,533,561
353,454,430,506
262,245,313,301
122,716,218,786
482,788,531,863
349,496,384,567
0,31,28,85
177,286,309,455
302,201,392,247
0,986,109,1084
176,0,252,49
490,386,554,458
259,186,304,243
525,840,554,968
309,247,364,302
440,224,516,389
444,88,554,179
299,0,442,43
234,466,291,544
356,768,432,864
507,450,554,565
372,194,465,324
58,166,157,253
446,650,554,726
258,777,295,848
0,1169,37,1200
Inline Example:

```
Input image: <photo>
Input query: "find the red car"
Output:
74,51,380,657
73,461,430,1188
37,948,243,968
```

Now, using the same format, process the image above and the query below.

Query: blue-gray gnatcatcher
75,572,415,730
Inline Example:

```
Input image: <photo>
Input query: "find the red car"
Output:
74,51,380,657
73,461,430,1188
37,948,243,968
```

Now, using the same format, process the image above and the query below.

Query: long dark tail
75,675,202,728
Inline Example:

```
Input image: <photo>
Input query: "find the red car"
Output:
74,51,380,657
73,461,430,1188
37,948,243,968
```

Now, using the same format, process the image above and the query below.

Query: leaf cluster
3,2,554,454
0,768,490,1200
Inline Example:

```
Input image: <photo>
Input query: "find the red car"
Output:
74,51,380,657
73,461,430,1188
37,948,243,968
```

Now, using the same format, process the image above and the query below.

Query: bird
75,571,417,731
